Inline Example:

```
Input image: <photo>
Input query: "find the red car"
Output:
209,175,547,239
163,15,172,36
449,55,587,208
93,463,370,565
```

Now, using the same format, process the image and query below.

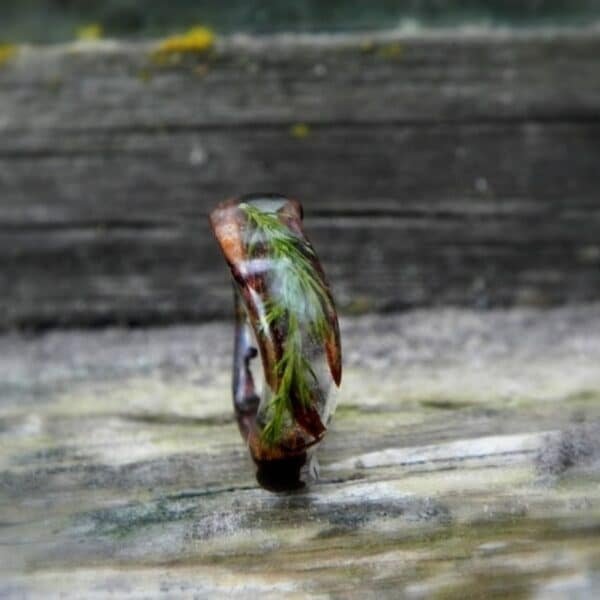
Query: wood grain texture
1,30,600,328
1,306,600,598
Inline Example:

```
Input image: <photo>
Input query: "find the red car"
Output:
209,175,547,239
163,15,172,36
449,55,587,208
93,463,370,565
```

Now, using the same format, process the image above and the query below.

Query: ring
209,194,342,489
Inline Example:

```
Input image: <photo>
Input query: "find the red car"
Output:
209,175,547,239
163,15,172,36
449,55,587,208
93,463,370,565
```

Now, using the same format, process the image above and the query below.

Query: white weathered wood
1,306,599,597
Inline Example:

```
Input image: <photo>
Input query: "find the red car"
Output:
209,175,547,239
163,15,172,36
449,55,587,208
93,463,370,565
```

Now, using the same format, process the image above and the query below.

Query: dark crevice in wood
0,220,178,233
160,485,259,502
308,209,550,221
0,212,570,230
3,311,229,335
119,412,235,427
1,114,600,139
0,149,164,159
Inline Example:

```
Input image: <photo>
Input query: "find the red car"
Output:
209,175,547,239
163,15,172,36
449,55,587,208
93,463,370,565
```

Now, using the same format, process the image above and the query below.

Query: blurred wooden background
2,24,600,599
1,29,600,329
2,1,598,42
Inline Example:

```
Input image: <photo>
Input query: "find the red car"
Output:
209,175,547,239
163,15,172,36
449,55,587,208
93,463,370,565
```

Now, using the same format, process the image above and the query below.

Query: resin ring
209,195,342,489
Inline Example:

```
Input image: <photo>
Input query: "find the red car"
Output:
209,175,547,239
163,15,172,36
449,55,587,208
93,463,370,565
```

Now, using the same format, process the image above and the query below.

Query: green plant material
241,202,331,445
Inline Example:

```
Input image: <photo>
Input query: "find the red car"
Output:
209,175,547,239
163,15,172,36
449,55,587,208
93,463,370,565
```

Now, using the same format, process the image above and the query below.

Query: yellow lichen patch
76,23,103,41
378,42,404,60
0,44,17,66
360,39,375,53
153,26,215,63
290,123,311,139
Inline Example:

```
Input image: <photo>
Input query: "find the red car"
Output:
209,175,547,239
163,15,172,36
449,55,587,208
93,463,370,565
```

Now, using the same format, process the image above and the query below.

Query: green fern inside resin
240,202,331,445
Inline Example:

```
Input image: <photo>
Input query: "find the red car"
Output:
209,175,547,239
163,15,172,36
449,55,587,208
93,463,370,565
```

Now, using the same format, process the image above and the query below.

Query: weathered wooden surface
1,305,600,598
1,30,600,328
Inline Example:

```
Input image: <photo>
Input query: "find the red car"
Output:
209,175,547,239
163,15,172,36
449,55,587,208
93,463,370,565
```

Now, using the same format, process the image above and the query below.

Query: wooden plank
2,217,600,328
1,306,600,597
2,122,600,327
1,30,600,328
1,122,600,224
1,30,600,130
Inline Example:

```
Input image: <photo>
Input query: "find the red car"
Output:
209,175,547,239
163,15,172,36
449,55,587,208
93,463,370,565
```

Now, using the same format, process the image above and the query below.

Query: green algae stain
138,68,153,83
81,498,198,539
359,40,404,60
359,39,375,53
377,42,404,60
565,389,600,406
419,398,477,410
290,122,311,139
47,75,63,94
0,44,17,67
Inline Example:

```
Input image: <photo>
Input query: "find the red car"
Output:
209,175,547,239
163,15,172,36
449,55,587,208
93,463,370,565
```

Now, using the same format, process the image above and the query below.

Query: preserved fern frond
240,202,331,445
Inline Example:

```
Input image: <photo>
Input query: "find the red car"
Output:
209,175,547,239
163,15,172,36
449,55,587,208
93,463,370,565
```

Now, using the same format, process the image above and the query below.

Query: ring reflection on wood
209,195,342,490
